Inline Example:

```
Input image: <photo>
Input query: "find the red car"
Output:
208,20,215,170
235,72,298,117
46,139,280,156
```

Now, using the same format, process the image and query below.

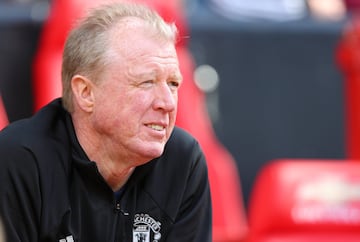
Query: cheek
109,94,150,125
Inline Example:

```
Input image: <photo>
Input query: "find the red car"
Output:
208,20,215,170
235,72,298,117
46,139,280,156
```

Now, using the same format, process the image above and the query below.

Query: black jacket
0,99,212,242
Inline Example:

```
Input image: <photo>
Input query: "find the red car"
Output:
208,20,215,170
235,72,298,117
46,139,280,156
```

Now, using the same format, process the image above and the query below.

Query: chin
133,142,166,161
147,150,164,159
144,145,165,159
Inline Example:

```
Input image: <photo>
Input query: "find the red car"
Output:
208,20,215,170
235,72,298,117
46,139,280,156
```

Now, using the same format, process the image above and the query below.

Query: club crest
133,213,161,242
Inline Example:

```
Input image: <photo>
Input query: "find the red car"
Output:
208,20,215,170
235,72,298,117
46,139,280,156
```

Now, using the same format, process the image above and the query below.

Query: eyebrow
171,72,183,81
131,69,182,82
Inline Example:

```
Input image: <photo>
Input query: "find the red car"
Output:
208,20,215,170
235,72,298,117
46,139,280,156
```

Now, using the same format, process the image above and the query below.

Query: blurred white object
194,64,219,93
307,0,346,21
209,0,307,21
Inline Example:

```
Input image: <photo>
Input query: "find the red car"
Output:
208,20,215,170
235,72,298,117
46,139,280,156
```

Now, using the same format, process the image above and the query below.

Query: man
0,2,212,241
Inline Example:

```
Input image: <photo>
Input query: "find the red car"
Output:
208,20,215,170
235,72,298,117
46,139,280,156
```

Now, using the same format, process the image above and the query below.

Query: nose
153,82,177,112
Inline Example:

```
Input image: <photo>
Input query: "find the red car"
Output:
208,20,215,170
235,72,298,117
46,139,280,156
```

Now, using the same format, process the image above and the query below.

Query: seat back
247,159,360,242
0,96,8,130
336,16,360,159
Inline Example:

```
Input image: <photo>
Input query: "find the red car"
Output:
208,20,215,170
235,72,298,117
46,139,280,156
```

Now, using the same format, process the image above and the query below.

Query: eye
169,81,179,88
168,79,181,91
140,80,154,87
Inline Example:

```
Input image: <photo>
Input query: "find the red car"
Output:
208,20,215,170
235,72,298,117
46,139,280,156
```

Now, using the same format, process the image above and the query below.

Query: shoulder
0,99,68,147
155,126,208,181
0,99,71,168
142,126,210,221
170,126,196,142
161,126,208,174
165,126,202,157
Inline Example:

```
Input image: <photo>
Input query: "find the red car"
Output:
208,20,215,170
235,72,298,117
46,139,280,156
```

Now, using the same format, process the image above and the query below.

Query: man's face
90,19,182,164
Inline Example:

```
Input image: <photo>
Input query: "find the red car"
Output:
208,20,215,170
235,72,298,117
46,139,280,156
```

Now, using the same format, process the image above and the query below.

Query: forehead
109,16,169,49
107,17,178,64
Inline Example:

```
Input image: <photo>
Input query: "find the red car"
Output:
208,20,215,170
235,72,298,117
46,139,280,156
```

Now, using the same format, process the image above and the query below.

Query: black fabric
0,98,212,242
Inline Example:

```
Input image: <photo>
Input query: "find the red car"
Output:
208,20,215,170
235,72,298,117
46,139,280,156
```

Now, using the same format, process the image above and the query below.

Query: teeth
147,124,164,131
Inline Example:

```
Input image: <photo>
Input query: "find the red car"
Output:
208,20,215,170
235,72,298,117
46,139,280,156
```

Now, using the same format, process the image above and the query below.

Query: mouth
146,124,166,131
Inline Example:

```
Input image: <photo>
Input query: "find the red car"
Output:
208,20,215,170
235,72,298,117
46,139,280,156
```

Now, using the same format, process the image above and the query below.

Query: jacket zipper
112,200,130,242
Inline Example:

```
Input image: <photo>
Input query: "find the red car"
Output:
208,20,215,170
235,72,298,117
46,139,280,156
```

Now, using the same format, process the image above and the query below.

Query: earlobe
71,75,94,112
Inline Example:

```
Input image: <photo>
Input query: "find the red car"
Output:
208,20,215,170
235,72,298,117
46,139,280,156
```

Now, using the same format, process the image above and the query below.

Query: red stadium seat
247,159,360,242
32,0,248,241
337,16,360,159
0,96,8,130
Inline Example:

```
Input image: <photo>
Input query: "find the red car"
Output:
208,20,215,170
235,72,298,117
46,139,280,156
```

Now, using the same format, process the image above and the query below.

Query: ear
71,75,95,113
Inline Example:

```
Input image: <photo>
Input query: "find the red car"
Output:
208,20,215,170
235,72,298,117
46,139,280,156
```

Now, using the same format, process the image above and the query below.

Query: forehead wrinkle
129,58,181,80
126,65,156,81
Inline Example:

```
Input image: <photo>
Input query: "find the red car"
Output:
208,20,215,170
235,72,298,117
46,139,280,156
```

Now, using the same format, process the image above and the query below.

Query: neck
84,135,136,191
71,113,135,191
99,165,135,191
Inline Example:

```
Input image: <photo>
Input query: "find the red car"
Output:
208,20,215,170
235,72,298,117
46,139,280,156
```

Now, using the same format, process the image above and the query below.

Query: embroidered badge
133,213,161,242
59,235,74,242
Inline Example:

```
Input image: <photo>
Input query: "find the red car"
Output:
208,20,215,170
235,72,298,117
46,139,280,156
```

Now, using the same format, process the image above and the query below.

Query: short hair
61,2,178,112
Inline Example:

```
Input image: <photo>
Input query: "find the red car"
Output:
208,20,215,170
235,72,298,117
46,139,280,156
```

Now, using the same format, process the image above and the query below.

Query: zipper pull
115,203,129,216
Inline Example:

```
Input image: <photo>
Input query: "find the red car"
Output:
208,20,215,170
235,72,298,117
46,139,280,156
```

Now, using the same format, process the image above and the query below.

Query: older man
0,2,211,241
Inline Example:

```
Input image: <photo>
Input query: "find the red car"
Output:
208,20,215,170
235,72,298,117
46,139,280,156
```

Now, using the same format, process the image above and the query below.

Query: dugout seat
247,159,360,242
0,96,8,130
32,0,248,241
337,15,360,159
